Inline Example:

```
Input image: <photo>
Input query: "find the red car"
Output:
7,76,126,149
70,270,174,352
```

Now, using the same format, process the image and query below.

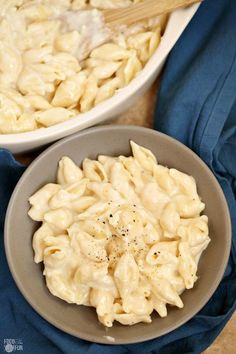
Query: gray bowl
4,125,231,344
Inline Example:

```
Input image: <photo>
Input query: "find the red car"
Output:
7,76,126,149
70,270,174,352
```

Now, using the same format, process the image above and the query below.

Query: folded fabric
0,0,236,353
154,0,236,351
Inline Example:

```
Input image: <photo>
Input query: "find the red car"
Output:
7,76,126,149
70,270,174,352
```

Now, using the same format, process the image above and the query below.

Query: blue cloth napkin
1,0,236,353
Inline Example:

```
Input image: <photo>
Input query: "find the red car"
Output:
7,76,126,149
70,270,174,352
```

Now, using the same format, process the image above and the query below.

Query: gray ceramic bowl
5,125,231,344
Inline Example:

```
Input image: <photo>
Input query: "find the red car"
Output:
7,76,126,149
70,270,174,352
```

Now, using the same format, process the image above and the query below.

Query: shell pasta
29,142,210,327
0,0,165,134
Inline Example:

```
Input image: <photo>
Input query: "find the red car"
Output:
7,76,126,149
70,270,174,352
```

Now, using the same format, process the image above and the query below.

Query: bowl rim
0,4,200,147
4,125,232,344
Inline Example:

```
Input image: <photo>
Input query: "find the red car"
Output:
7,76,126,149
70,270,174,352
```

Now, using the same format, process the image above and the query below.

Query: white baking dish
0,4,199,153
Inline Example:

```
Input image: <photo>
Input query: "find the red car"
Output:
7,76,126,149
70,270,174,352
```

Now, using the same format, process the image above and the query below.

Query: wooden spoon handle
104,0,202,27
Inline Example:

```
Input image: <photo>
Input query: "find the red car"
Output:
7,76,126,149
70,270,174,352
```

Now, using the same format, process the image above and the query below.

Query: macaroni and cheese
0,0,166,134
29,142,210,327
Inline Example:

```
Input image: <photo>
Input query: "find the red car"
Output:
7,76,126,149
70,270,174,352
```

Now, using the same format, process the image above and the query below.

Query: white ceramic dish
0,4,199,153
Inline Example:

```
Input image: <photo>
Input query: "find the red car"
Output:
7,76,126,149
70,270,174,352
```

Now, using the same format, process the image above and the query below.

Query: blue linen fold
0,0,236,352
